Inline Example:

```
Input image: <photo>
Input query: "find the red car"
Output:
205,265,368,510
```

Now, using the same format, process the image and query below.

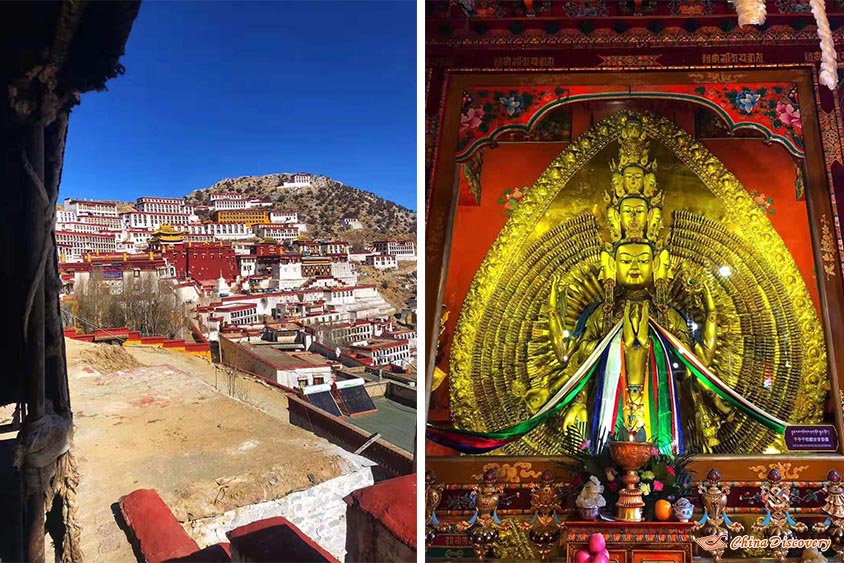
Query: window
313,376,324,385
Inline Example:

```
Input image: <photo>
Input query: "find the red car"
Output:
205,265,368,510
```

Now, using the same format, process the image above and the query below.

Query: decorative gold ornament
692,468,744,563
609,440,653,521
750,468,808,563
748,462,809,481
517,469,564,561
456,469,511,562
450,110,826,456
432,307,450,391
425,470,448,551
813,469,844,560
821,214,838,280
470,461,542,484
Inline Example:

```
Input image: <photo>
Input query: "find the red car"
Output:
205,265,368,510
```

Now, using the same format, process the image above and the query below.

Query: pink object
593,554,610,563
574,549,592,563
588,533,606,554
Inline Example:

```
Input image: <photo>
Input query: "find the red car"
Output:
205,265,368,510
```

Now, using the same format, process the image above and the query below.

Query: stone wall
184,466,374,562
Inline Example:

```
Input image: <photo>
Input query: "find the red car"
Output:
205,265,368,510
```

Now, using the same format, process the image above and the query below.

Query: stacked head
599,116,669,288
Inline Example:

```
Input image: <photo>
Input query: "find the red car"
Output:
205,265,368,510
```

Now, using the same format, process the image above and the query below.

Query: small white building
350,339,411,367
56,231,117,260
136,196,192,215
366,254,398,270
253,224,301,244
56,209,77,223
121,212,191,229
372,240,415,261
220,339,333,390
210,197,249,211
63,198,119,218
185,222,253,240
270,211,299,224
340,217,363,230
281,174,311,189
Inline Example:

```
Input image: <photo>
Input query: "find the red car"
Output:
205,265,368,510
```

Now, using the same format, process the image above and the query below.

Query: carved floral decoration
498,186,531,216
456,83,806,162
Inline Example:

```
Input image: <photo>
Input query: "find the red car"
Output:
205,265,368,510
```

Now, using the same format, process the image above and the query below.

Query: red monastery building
159,242,238,282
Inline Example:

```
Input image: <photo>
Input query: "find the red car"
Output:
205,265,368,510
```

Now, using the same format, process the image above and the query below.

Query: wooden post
24,122,46,563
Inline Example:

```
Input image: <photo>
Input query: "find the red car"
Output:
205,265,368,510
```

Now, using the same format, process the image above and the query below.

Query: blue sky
61,1,417,210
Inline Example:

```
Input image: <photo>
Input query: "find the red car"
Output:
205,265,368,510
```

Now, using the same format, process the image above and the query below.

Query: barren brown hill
185,173,416,241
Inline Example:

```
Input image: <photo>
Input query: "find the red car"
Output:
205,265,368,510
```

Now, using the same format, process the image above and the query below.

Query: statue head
622,166,645,194
618,195,648,239
604,114,663,245
614,242,655,290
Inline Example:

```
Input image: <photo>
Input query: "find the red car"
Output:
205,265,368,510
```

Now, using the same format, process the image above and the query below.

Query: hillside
185,173,416,241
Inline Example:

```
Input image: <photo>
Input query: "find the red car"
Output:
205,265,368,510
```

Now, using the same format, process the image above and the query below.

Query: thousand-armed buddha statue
522,118,757,454
428,111,826,457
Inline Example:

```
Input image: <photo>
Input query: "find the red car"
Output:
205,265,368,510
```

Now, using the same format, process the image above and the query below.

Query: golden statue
429,111,827,457
523,116,747,454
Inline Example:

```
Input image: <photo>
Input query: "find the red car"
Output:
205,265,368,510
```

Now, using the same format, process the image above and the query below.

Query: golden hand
695,280,718,366
622,305,633,351
524,388,550,415
562,402,587,433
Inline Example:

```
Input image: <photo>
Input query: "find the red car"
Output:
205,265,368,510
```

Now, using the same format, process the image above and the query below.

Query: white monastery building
63,198,118,218
366,254,398,270
372,240,416,260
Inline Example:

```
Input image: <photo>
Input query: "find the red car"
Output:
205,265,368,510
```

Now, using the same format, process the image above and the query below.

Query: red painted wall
164,243,237,282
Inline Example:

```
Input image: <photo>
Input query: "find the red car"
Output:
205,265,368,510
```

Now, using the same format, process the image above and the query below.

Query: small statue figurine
576,475,606,520
812,469,844,561
692,469,744,563
520,470,564,561
425,470,447,551
456,468,507,562
751,468,808,563
673,498,694,522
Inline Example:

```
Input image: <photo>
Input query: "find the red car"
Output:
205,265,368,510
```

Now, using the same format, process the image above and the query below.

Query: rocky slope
185,173,416,241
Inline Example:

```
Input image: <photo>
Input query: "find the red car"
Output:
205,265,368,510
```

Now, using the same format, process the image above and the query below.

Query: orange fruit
654,499,672,521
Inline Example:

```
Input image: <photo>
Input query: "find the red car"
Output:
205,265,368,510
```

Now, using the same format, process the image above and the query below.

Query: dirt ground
65,339,351,563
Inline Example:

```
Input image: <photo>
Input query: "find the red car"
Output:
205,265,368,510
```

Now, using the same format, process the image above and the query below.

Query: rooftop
345,396,416,453
64,338,359,561
238,342,332,370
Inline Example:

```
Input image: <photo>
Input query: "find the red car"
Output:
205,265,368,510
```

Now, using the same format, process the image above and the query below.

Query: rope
54,448,83,563
62,309,129,340
14,411,83,563
14,413,70,489
21,147,52,339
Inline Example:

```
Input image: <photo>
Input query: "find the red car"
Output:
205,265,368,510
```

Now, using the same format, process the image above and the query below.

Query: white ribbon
811,0,838,91
733,0,766,26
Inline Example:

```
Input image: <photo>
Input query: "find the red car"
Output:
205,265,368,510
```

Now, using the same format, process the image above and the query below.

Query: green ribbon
651,333,676,453
427,362,600,440
675,350,786,434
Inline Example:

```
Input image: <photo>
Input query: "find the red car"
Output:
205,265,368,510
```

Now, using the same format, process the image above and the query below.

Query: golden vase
609,440,653,522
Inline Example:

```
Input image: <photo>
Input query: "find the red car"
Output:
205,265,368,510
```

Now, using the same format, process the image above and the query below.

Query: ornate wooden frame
425,67,844,482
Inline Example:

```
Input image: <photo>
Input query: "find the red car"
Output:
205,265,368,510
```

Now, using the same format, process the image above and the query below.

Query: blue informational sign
784,425,839,452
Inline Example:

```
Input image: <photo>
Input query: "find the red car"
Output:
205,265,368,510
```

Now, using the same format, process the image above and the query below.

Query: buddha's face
615,243,654,290
618,196,648,236
622,166,645,193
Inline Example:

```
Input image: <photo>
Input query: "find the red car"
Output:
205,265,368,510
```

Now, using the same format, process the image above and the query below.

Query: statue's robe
426,310,787,455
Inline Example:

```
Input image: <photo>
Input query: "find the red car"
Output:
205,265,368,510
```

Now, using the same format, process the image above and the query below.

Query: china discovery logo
693,533,728,553
694,533,831,554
